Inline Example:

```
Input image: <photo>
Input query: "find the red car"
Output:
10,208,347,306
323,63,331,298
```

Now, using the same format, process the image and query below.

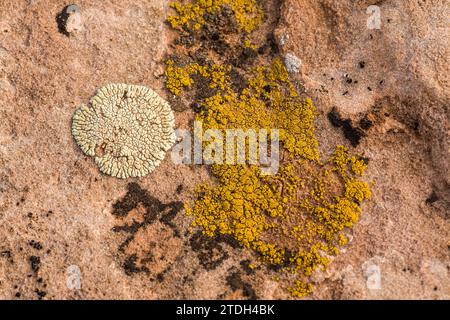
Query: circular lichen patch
72,84,176,179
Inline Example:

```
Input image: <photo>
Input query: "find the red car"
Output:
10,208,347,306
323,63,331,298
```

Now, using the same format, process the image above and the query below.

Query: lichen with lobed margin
166,0,371,297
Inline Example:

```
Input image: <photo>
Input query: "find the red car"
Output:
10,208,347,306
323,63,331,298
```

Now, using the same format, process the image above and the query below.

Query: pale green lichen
72,84,176,179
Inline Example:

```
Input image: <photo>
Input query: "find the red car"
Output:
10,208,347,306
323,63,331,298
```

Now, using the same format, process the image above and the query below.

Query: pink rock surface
0,0,448,299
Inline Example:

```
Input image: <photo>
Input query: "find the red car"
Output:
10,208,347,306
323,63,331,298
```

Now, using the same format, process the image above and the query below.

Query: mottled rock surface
275,0,449,299
0,0,448,299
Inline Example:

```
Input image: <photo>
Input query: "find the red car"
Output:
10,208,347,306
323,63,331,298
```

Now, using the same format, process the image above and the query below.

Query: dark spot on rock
175,33,196,48
359,115,374,130
123,254,149,276
156,272,165,282
1,250,13,263
328,107,343,127
176,184,183,194
226,271,257,300
203,5,237,34
189,231,230,270
359,156,370,165
327,107,365,147
28,240,43,250
413,121,420,132
112,183,183,275
367,86,372,91
359,61,366,69
267,249,294,271
342,91,349,96
257,33,279,56
191,102,203,114
229,68,247,95
194,74,218,101
29,256,40,273
240,260,255,275
425,191,439,205
15,292,21,298
210,32,220,41
234,47,257,68
35,289,47,300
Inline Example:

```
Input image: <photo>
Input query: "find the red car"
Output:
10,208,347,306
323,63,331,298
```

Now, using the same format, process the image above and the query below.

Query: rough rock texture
275,0,449,299
0,0,448,300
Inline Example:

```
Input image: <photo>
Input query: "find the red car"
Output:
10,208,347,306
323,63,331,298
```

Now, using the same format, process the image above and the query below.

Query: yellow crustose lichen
165,60,227,96
166,0,371,298
166,59,372,297
72,84,176,179
167,0,263,33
